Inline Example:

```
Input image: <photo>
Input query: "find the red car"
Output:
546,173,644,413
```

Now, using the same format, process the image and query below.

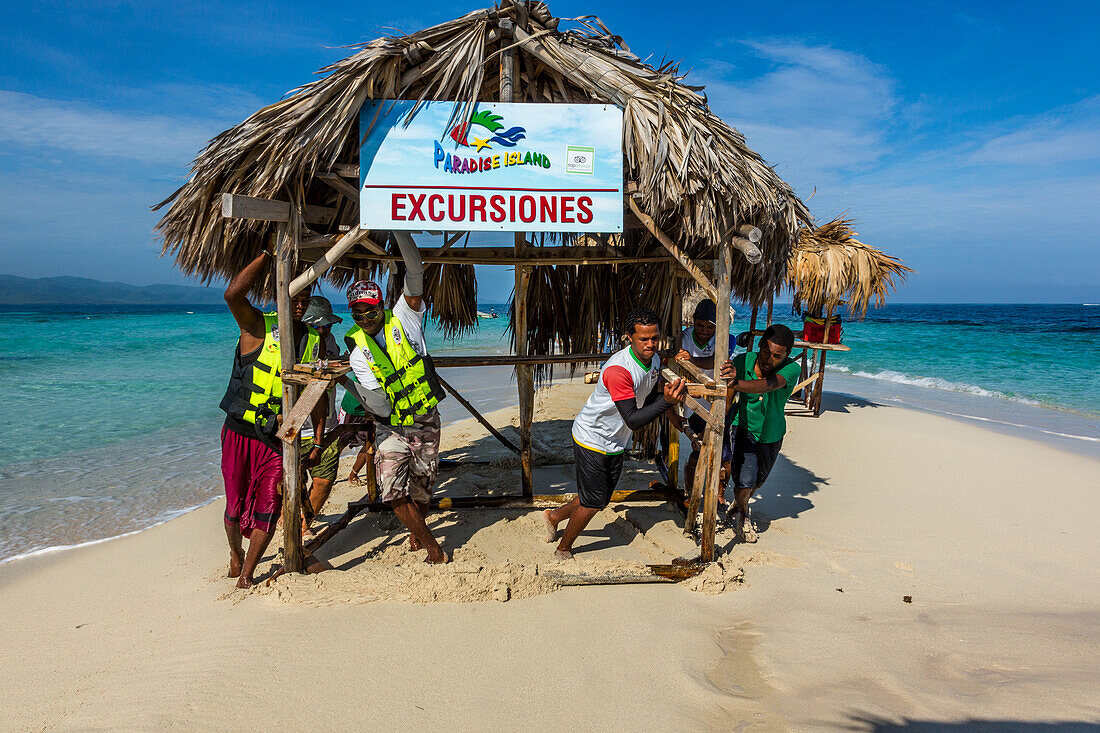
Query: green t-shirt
731,351,801,443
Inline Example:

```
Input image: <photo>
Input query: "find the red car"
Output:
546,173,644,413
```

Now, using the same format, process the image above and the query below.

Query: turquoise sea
0,302,1097,563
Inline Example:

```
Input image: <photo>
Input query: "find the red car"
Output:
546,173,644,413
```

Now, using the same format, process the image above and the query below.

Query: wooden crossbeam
220,193,335,226
276,378,329,443
628,197,718,301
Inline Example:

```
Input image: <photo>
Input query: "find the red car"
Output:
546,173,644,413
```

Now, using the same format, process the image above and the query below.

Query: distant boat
477,309,500,319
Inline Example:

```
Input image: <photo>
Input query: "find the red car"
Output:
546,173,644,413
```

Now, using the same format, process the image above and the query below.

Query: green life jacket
220,313,320,430
346,312,443,426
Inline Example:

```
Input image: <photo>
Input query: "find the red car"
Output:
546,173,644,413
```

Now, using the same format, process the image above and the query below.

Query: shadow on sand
845,715,1100,732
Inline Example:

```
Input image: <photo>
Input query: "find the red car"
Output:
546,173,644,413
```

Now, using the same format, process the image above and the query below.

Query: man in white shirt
542,307,686,559
345,233,449,564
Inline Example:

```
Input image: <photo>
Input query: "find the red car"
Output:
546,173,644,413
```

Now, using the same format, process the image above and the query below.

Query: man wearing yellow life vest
219,250,328,588
345,232,449,564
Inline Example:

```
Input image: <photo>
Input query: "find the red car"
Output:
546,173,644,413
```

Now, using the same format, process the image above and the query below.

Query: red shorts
221,425,283,537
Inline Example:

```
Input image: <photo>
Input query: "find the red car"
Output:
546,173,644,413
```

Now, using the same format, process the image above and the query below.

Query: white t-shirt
571,346,661,455
348,296,428,392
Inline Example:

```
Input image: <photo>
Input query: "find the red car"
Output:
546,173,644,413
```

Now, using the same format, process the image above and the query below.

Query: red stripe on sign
362,185,620,192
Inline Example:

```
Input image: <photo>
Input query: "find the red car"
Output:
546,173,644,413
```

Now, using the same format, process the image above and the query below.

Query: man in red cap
344,233,449,563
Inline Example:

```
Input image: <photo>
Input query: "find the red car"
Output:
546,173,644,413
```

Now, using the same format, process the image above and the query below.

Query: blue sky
1,0,1097,302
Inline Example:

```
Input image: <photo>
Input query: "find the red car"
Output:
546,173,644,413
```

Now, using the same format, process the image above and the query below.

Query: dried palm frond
425,263,478,339
789,217,913,318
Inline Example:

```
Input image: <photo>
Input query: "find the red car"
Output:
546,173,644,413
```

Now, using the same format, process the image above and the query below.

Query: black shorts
730,428,782,490
574,441,625,509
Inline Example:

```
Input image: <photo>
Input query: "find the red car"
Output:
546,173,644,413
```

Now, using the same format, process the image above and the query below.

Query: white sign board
359,100,623,232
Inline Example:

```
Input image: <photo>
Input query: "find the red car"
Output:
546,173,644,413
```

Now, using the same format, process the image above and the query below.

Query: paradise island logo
433,107,551,174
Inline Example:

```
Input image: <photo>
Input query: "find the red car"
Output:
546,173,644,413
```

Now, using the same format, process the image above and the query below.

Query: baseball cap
693,298,717,324
347,280,383,306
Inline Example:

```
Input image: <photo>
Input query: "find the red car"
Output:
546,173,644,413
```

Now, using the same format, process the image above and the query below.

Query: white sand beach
1,381,1097,731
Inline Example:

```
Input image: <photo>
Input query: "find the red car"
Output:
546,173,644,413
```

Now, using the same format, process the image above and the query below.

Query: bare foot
348,472,361,487
235,575,253,589
424,549,450,564
554,549,574,560
305,554,330,574
409,535,423,551
736,512,758,543
542,509,559,543
228,552,243,578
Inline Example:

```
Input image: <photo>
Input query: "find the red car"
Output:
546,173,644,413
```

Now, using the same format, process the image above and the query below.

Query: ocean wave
826,365,1042,405
0,496,218,566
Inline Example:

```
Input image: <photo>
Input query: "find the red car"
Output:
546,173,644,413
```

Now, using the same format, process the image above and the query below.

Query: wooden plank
660,367,721,430
276,222,304,573
344,252,671,266
437,374,520,454
791,372,821,394
331,163,359,178
683,424,711,536
671,356,716,385
628,197,718,301
220,193,335,226
317,171,360,203
434,353,612,368
701,237,732,562
748,329,850,352
275,379,329,443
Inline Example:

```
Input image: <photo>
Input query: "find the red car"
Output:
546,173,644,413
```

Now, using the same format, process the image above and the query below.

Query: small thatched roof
154,0,811,352
788,217,912,319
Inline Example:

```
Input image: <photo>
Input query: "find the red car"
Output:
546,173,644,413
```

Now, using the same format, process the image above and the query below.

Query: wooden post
701,240,732,562
746,306,759,351
364,421,378,502
275,222,304,573
812,305,834,416
501,16,534,499
766,292,774,326
667,276,682,491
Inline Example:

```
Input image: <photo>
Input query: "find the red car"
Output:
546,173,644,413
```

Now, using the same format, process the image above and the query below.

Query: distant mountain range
0,275,225,305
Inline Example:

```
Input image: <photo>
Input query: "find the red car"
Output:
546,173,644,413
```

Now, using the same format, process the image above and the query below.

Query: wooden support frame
221,193,335,226
275,221,305,573
700,236,733,562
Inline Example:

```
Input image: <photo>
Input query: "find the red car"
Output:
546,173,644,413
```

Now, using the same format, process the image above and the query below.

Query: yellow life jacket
220,313,320,431
346,312,442,426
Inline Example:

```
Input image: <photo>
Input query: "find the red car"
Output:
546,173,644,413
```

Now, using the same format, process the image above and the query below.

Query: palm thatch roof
788,217,912,318
154,0,811,353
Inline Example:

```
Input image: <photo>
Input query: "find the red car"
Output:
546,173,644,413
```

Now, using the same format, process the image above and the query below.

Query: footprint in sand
894,561,915,578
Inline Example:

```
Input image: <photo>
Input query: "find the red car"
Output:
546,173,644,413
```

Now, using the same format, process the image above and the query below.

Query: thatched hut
153,0,812,567
789,216,911,319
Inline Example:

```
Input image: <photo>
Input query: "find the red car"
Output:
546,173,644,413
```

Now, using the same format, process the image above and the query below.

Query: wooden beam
317,171,361,203
220,193,335,226
501,15,533,501
730,235,762,265
434,353,612,368
670,356,716,386
701,223,733,562
331,163,359,178
437,374,520,454
628,197,718,301
342,249,670,266
737,224,763,243
747,330,851,352
660,367,721,430
288,227,369,297
275,222,304,574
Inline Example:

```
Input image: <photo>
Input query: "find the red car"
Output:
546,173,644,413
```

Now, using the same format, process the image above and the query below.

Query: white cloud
966,96,1100,166
0,89,229,166
697,39,899,184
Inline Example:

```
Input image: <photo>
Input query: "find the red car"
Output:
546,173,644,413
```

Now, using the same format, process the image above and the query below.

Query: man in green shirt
719,324,801,543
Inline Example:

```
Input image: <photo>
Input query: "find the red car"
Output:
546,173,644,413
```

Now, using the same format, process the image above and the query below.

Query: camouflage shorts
375,410,441,505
